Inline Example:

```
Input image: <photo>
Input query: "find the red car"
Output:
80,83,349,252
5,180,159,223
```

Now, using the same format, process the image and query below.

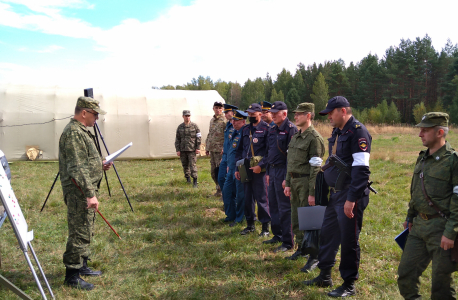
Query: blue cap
270,101,287,113
259,101,272,111
245,103,262,113
319,96,351,115
232,110,248,120
224,104,238,112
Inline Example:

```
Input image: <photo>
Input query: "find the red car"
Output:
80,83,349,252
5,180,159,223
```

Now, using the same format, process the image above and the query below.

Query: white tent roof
0,84,225,161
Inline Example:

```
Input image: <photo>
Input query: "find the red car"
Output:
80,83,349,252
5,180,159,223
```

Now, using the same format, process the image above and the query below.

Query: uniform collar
334,115,354,136
72,118,90,133
213,114,224,120
424,141,452,159
277,117,290,131
299,124,314,139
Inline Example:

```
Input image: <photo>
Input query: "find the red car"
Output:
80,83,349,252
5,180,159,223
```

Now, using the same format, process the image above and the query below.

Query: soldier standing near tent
205,102,226,197
59,96,112,290
284,103,324,269
175,110,201,188
398,112,458,300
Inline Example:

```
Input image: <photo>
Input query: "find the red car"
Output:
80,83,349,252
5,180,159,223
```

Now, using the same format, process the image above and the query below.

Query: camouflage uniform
398,112,458,300
205,114,226,190
285,124,325,246
59,118,102,270
175,122,201,179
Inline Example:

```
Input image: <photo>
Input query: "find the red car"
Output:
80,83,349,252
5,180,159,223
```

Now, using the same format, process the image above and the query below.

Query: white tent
0,84,225,161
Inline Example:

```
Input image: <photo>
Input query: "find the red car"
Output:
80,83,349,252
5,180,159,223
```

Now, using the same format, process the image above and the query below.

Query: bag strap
249,131,255,157
277,138,286,157
420,159,449,220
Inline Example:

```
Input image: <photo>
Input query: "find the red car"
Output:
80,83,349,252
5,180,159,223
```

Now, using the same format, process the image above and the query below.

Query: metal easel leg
28,242,54,299
22,248,47,300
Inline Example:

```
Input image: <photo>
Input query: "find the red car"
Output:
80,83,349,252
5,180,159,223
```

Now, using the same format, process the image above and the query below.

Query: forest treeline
160,35,458,124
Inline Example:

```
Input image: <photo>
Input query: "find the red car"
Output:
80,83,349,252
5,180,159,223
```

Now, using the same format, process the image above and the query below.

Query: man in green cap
284,102,325,269
398,112,458,300
175,110,201,188
59,96,113,290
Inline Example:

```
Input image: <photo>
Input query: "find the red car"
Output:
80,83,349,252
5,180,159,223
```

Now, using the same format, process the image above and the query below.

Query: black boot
240,221,255,235
80,258,102,276
327,280,356,298
300,255,319,273
64,268,94,290
193,178,198,188
285,245,306,260
259,222,270,237
303,268,333,287
186,177,191,184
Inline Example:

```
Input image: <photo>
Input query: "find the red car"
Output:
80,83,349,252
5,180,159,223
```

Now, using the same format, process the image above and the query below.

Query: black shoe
262,237,282,245
229,221,240,227
258,222,270,237
303,268,333,287
240,226,255,235
300,256,319,273
193,178,198,188
64,268,94,291
327,281,356,298
285,248,306,260
186,177,191,184
80,258,102,276
273,245,291,253
220,218,232,223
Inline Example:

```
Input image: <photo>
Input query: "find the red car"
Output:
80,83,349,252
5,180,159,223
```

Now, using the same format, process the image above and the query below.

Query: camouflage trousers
63,186,97,270
210,151,223,191
290,176,309,246
398,216,456,300
180,151,197,179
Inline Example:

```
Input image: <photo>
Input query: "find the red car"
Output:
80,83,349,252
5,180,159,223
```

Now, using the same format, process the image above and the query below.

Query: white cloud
1,0,458,88
18,44,64,53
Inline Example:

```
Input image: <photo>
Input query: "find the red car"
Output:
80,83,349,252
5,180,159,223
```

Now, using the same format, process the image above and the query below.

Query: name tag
279,132,286,135
256,130,264,133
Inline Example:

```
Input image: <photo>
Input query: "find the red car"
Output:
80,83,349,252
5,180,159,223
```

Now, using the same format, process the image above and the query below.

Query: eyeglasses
85,110,99,117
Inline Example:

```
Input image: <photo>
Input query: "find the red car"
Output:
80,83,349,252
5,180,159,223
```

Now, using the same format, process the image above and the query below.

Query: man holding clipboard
59,96,113,290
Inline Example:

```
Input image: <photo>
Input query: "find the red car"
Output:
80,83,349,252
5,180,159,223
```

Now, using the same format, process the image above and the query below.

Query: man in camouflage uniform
205,102,226,197
175,110,201,188
398,112,458,300
59,96,112,290
284,103,325,271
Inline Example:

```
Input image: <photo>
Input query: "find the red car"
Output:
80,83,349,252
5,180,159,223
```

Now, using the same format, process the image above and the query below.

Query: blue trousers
218,160,227,192
223,169,245,222
243,172,271,224
318,188,369,281
268,167,293,248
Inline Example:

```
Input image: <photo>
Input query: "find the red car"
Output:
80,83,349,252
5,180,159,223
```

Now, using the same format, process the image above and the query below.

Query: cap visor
245,109,257,113
319,108,333,116
270,108,281,113
94,108,107,115
415,122,435,127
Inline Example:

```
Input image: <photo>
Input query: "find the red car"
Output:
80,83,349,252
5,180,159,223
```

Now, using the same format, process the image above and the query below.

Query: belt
329,185,351,193
290,172,308,178
418,212,441,220
270,164,285,168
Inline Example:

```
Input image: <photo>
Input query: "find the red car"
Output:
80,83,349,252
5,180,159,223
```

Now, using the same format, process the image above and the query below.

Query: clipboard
395,228,409,250
104,142,132,164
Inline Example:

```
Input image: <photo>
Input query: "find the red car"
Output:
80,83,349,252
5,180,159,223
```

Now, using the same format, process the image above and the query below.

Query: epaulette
353,122,362,129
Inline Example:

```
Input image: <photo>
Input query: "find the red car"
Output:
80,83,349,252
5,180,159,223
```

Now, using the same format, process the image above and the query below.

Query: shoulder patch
358,138,368,151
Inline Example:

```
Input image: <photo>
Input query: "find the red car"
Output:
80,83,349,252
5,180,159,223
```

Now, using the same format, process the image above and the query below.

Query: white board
0,164,31,250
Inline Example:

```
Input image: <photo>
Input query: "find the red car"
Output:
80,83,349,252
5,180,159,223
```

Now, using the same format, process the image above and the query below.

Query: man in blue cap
224,110,247,226
260,101,275,128
235,103,271,236
219,104,237,220
304,96,372,298
263,101,298,252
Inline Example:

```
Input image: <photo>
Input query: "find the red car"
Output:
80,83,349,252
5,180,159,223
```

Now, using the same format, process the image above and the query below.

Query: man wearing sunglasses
59,96,112,290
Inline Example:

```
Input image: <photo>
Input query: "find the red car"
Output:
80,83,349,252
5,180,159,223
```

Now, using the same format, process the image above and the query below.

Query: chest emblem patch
358,138,368,151
229,135,232,139
253,138,258,144
232,142,237,148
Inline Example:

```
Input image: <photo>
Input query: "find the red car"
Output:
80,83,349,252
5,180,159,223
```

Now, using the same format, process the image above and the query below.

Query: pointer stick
97,209,122,240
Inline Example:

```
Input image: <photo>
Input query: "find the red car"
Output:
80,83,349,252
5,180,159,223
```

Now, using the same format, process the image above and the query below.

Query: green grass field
1,125,458,299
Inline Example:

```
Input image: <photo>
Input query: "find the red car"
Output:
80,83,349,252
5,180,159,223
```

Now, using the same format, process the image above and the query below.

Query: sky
0,0,457,90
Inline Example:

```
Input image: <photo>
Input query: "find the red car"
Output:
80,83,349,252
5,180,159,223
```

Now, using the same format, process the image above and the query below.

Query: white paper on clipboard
104,142,132,164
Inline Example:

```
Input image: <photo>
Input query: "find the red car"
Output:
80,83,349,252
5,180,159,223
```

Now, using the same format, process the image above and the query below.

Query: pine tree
310,72,329,116
412,102,427,124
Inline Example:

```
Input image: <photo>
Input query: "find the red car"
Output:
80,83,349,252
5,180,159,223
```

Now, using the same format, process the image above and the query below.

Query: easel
0,166,54,299
40,88,133,212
